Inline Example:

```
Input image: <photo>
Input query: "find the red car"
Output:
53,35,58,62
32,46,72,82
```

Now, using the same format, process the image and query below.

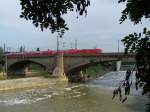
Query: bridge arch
65,60,114,82
66,60,116,75
7,60,48,78
66,62,100,75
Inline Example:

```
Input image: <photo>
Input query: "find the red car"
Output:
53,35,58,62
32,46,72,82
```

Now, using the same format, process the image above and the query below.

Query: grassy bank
84,64,111,78
28,64,45,71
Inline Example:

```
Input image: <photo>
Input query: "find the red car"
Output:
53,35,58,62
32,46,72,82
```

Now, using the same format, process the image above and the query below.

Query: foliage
112,28,150,108
0,47,3,60
122,28,150,95
119,0,150,110
19,0,90,37
19,46,23,52
0,47,4,72
36,48,40,51
19,46,25,52
85,64,108,78
112,69,133,103
118,0,150,24
28,63,44,71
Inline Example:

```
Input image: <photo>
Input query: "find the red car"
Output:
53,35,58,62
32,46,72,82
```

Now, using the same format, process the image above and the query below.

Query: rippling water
0,71,147,112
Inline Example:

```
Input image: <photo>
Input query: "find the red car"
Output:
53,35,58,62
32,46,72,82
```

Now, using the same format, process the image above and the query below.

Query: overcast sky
0,0,149,52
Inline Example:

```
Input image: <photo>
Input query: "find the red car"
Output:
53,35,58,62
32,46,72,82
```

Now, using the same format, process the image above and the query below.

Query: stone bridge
5,52,135,81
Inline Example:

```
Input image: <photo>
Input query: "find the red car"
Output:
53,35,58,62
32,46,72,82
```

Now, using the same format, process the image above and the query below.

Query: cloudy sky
0,0,149,52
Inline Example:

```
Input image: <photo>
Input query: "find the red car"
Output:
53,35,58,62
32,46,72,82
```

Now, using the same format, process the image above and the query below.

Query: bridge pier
68,71,85,82
116,60,122,71
52,53,67,81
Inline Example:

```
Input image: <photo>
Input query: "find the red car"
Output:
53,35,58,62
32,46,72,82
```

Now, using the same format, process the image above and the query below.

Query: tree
19,0,90,37
19,46,25,52
120,28,150,111
0,47,4,61
19,46,23,52
121,28,150,92
36,48,40,51
119,0,150,24
118,0,150,111
0,47,4,72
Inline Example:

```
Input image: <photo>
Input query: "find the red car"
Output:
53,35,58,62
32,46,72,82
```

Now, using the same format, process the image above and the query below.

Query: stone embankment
0,77,67,91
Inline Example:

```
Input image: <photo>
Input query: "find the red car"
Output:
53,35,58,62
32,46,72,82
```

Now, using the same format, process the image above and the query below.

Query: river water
0,71,148,112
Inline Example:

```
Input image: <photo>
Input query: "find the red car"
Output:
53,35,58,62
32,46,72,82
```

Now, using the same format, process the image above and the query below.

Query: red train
6,48,102,58
61,49,102,54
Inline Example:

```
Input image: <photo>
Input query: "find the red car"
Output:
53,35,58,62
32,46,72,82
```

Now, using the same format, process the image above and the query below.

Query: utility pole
75,40,77,49
57,36,59,52
118,40,120,53
3,43,6,53
62,42,65,50
117,40,120,60
70,43,73,49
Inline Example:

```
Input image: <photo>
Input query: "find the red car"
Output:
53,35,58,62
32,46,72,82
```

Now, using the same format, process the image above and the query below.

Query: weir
116,60,122,71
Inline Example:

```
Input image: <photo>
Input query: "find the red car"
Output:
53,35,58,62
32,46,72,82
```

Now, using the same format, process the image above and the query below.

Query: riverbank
0,77,67,91
0,72,7,80
83,64,111,82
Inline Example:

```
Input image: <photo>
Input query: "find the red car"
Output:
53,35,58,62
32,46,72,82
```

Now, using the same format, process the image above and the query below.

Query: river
0,71,148,112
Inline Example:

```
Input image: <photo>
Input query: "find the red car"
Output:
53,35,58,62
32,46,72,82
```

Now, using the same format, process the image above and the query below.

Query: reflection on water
0,71,148,112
